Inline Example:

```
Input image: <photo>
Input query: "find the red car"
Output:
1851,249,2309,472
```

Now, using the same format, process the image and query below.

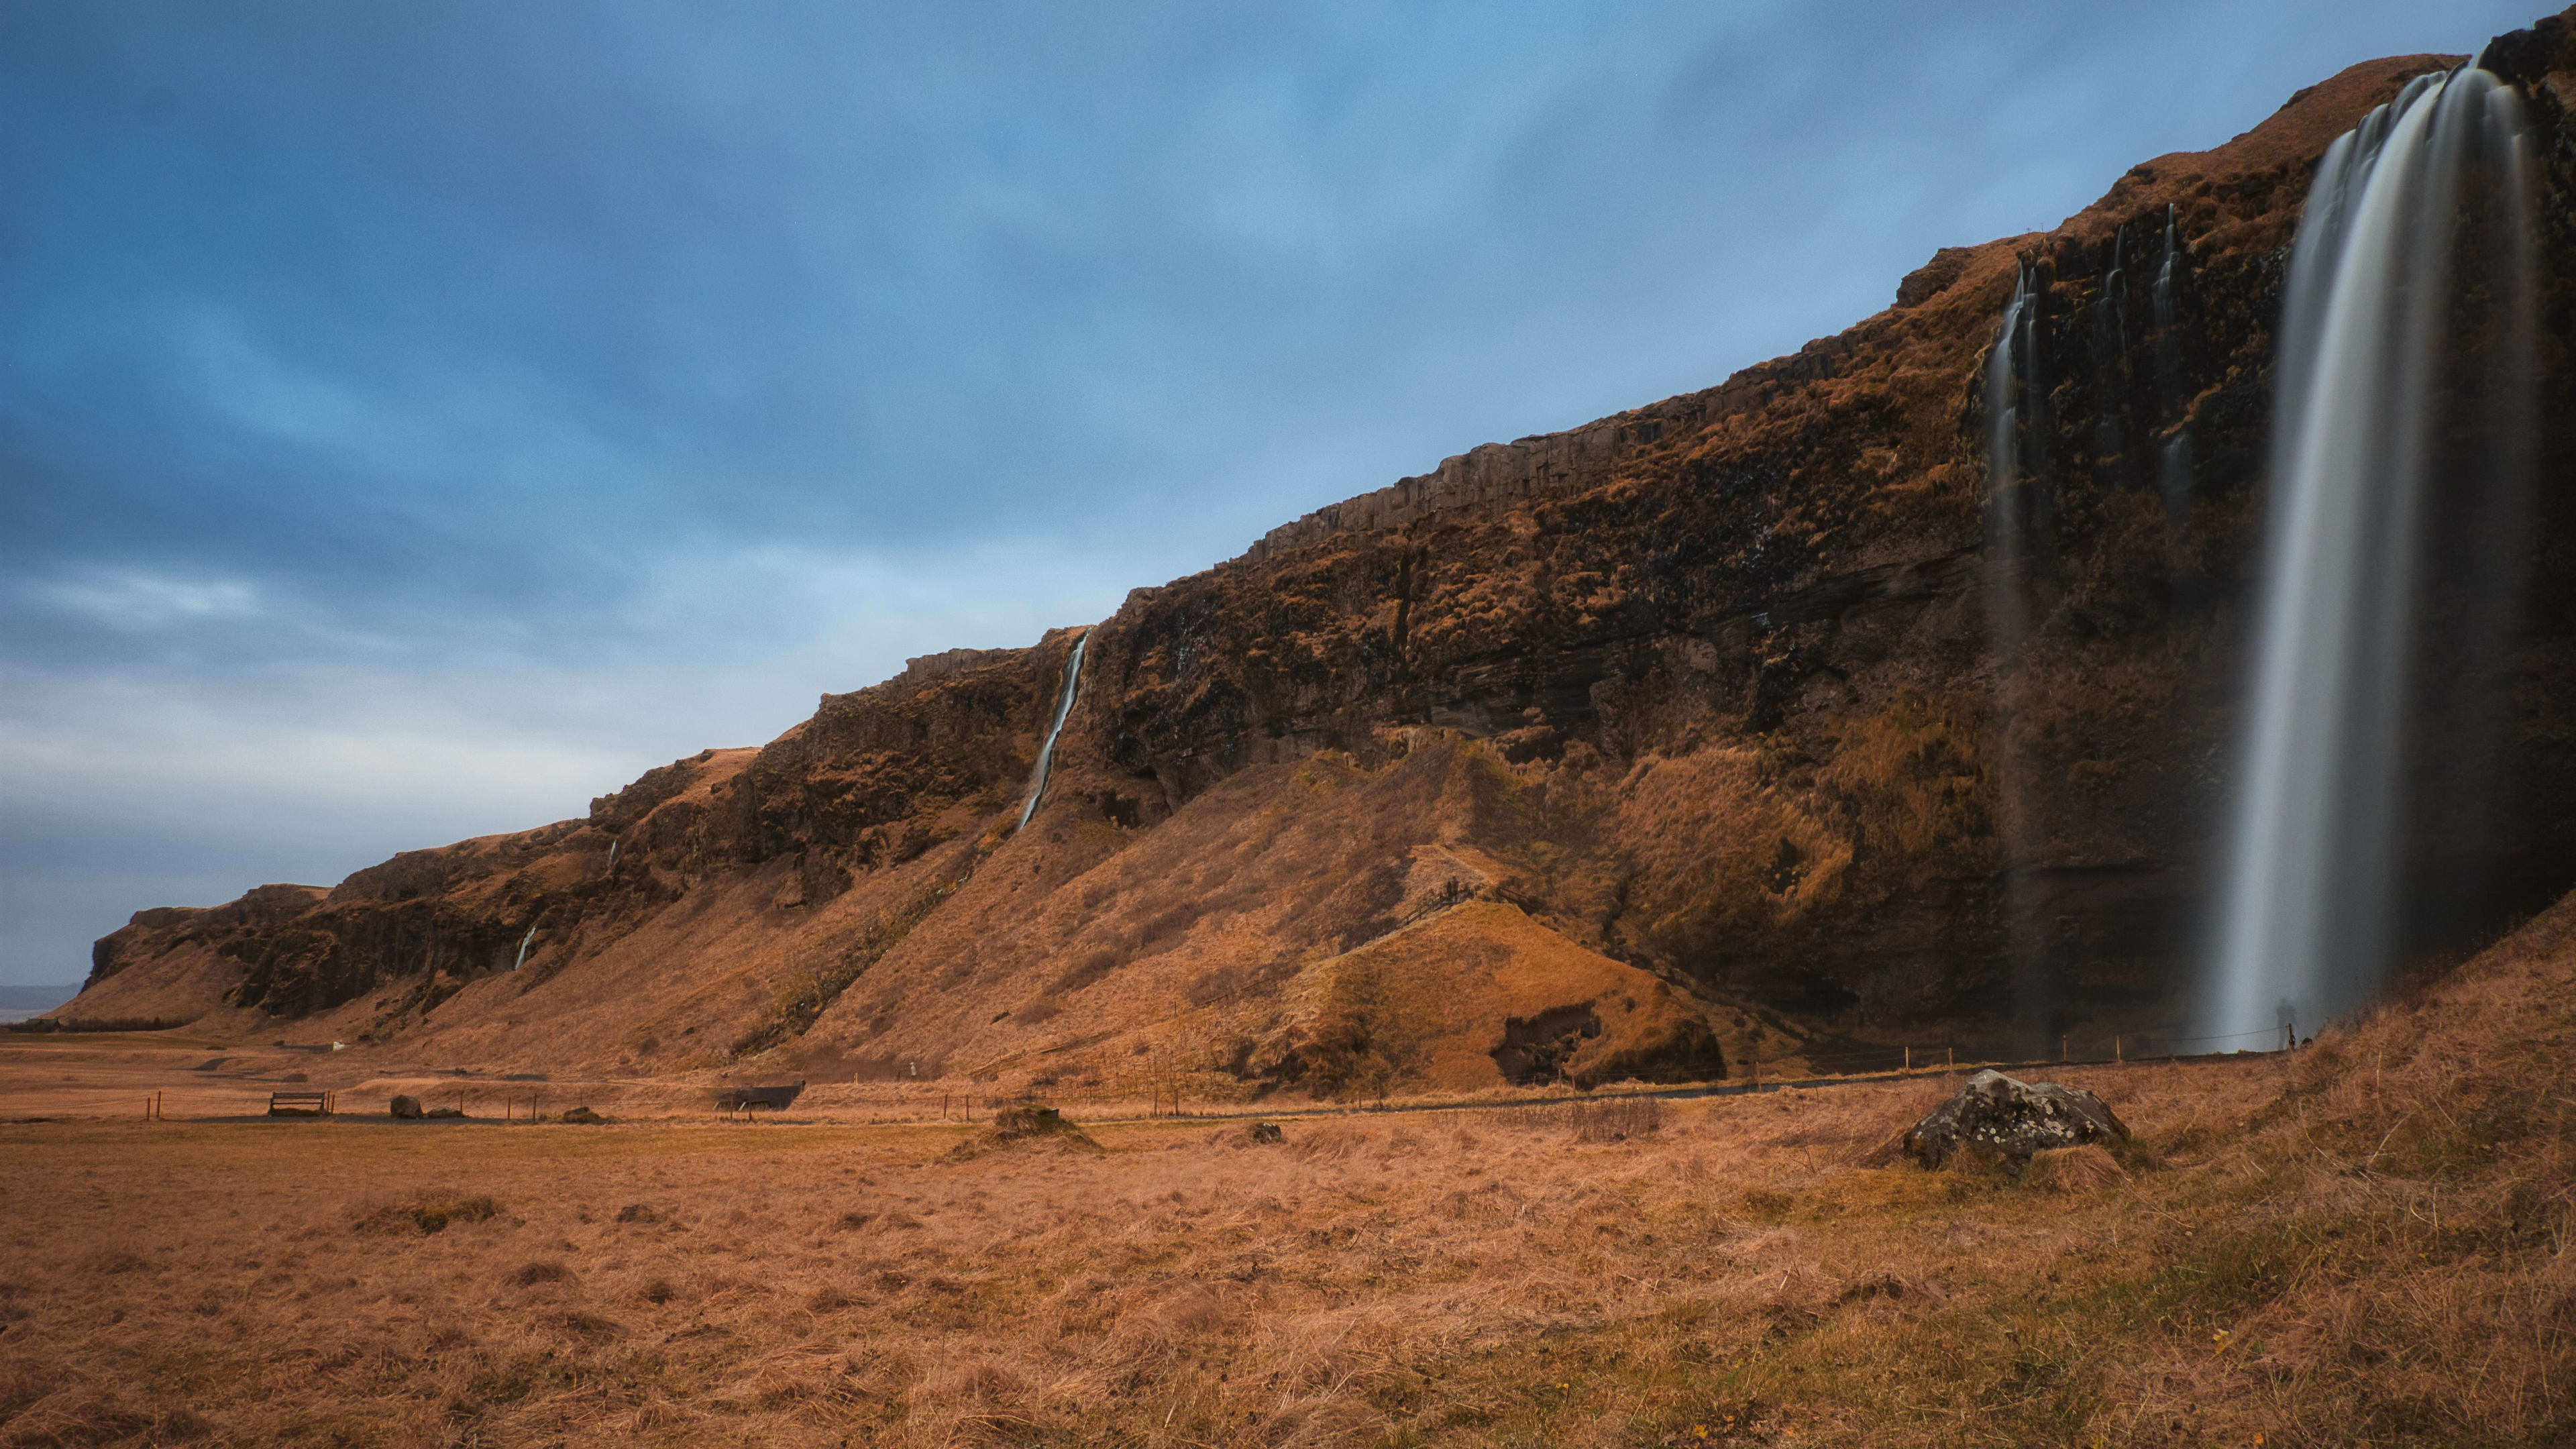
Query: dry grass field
3,896,2574,1448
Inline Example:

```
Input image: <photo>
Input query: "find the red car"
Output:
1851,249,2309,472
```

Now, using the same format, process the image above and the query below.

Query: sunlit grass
3,898,2572,1445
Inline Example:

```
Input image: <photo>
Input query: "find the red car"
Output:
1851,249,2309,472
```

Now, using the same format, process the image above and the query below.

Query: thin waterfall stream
1985,258,2051,1050
2152,203,2194,513
1016,629,1092,831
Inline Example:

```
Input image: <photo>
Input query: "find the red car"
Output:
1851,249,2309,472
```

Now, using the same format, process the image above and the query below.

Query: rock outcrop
64,11,2576,1094
1902,1069,2130,1167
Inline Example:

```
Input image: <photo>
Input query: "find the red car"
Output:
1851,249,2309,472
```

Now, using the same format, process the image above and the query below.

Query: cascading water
2204,62,2534,1043
1985,259,2051,1046
1985,260,2043,654
2092,225,2129,468
1015,628,1092,831
2151,204,2194,512
512,924,537,972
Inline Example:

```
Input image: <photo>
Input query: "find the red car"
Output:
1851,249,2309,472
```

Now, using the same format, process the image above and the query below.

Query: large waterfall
1016,628,1093,831
2205,63,2534,1044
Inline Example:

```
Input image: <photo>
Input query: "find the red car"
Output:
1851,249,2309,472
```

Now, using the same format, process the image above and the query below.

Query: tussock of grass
351,1191,502,1236
2023,1142,2127,1193
506,1260,572,1287
943,1102,1104,1161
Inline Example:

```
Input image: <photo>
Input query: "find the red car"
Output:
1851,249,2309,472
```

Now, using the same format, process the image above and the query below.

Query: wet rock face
1902,1069,2129,1167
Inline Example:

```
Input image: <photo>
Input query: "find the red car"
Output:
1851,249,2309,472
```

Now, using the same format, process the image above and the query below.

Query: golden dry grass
3,891,2573,1446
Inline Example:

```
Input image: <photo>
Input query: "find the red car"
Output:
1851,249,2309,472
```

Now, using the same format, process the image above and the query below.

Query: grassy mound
945,1103,1104,1161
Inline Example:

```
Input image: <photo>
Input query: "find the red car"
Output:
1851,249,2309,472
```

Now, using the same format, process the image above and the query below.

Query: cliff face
74,13,2576,1089
1078,27,2576,1032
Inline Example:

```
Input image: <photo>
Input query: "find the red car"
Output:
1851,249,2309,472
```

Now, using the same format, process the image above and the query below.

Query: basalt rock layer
72,13,2576,1091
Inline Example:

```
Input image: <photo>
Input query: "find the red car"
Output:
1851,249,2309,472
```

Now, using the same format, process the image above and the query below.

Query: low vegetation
1,898,2570,1446
0,1017,196,1036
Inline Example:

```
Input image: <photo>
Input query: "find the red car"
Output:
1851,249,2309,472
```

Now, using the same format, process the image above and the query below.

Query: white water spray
2206,64,2533,1041
1015,629,1092,831
512,924,537,972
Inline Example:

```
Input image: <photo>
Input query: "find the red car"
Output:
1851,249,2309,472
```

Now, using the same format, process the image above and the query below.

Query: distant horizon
2,0,2544,985
0,983,80,1012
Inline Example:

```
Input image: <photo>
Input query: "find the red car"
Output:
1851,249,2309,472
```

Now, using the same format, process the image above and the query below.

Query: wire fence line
0,1091,176,1118
0,1016,2309,1124
1740,1017,2304,1081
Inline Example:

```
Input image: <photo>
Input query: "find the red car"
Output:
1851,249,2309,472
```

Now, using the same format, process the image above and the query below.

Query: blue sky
0,1,2533,989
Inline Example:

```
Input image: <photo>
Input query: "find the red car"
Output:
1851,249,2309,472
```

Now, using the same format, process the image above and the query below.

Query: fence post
2114,1034,2123,1064
1751,1046,1760,1093
1903,1046,1911,1072
1947,1046,1955,1075
2059,1033,2069,1064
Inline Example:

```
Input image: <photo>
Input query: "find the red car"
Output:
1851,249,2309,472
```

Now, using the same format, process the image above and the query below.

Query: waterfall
1986,260,2042,653
2205,64,2533,1042
511,924,537,972
1985,260,2050,1048
1015,628,1093,831
2092,225,2128,468
2152,204,2194,511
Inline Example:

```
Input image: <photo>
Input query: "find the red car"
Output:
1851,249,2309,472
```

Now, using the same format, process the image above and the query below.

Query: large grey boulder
1902,1069,2128,1168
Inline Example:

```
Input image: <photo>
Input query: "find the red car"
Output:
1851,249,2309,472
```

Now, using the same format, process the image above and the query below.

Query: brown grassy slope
1242,900,1729,1097
3,889,2570,1448
69,640,1070,1075
784,734,1784,1098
